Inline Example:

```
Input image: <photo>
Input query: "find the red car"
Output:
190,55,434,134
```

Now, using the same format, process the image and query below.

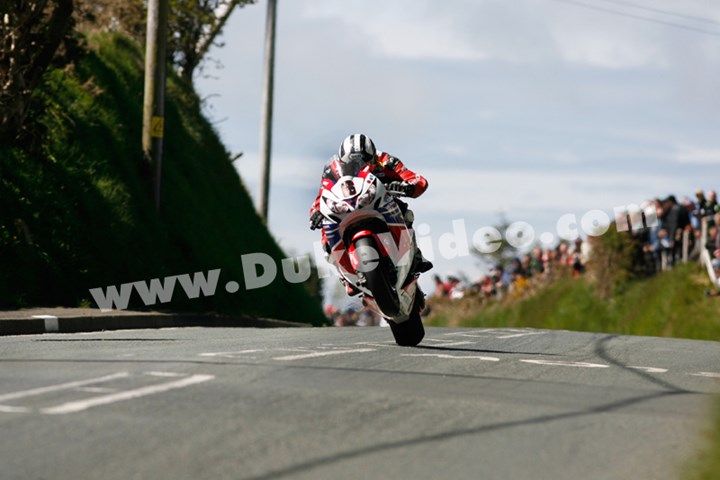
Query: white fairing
319,173,418,323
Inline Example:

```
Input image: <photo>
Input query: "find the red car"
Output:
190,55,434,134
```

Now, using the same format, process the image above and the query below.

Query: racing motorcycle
318,167,425,346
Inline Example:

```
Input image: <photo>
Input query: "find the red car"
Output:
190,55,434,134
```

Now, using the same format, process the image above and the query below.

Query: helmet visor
339,152,369,176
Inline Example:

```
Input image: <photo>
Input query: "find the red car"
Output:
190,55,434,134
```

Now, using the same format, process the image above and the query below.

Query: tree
169,0,255,83
0,0,75,142
471,214,524,270
74,0,256,84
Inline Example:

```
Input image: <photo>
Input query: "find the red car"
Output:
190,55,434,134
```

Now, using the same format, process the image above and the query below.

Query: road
1,326,718,480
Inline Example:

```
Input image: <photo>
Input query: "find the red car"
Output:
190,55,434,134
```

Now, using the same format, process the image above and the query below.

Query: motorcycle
318,167,425,346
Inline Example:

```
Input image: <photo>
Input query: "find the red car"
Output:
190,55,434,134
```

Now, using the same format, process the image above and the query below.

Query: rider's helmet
338,134,377,176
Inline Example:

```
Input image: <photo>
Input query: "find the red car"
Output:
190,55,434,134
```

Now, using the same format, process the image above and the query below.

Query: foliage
471,214,525,269
427,263,720,341
685,396,720,480
584,224,637,300
0,0,75,142
0,33,326,325
74,0,256,82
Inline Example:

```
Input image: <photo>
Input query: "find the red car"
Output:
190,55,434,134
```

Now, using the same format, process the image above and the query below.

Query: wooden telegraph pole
257,0,277,222
142,0,169,213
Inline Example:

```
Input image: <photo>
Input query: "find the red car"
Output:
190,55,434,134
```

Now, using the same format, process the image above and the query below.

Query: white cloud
418,167,696,215
674,145,720,165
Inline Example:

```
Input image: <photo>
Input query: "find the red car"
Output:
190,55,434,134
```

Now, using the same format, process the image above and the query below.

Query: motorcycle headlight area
325,198,351,214
356,184,377,208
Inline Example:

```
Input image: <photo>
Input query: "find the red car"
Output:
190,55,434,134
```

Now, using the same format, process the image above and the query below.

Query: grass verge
426,263,720,340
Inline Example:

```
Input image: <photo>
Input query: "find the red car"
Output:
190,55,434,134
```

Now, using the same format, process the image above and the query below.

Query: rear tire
355,237,400,317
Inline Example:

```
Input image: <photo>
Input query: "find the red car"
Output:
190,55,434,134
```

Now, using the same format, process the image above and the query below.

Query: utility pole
142,0,169,213
257,0,277,221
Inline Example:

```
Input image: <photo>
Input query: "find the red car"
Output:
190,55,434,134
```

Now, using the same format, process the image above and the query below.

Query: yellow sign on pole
150,116,164,138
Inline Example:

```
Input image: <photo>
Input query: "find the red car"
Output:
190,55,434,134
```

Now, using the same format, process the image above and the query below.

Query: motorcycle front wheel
354,237,400,318
388,293,425,347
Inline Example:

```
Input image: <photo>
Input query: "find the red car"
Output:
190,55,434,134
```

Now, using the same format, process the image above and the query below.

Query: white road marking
520,359,609,368
0,372,130,402
496,332,547,339
199,350,263,358
401,353,500,362
0,405,30,413
421,339,477,346
689,372,720,378
145,371,185,377
273,348,376,361
628,366,668,373
353,342,396,347
443,329,546,339
75,387,118,393
41,374,215,415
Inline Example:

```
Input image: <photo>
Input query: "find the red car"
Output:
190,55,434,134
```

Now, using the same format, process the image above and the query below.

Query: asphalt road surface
1,326,718,480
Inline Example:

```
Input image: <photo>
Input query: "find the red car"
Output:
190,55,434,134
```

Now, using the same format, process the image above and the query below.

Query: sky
194,0,720,299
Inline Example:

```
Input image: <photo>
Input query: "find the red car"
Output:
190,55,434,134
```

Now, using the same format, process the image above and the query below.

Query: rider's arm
309,179,336,215
377,152,428,198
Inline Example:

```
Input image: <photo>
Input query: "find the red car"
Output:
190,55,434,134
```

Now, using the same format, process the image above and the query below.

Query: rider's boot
341,277,361,296
412,248,433,274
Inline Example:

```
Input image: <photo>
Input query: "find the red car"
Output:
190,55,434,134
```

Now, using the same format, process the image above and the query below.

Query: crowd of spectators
628,190,719,279
325,304,383,327
433,238,590,302
433,188,720,302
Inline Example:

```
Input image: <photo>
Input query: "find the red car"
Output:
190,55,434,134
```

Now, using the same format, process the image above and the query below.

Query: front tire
354,237,400,317
388,292,425,347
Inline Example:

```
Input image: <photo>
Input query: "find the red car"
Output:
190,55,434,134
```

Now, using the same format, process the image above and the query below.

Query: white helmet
337,134,377,176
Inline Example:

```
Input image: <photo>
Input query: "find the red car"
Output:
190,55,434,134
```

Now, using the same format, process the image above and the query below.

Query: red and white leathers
309,152,429,249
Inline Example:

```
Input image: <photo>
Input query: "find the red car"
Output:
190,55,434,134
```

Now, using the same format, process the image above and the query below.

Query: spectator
556,242,570,268
707,191,720,225
491,264,511,293
477,275,495,298
447,276,465,300
694,189,709,218
529,247,545,277
433,274,450,298
570,238,588,276
661,195,691,265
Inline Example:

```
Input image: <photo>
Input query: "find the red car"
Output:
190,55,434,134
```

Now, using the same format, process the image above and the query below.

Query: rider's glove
309,210,324,230
387,181,414,196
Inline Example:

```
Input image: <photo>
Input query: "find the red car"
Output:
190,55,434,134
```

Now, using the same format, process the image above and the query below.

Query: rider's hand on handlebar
386,181,414,196
309,211,324,230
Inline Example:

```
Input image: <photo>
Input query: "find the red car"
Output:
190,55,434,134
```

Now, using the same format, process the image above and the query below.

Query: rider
309,133,433,277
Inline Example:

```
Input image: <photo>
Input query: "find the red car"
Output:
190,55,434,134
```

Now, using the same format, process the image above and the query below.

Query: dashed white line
0,405,30,414
273,348,376,361
520,359,609,368
75,387,118,394
421,339,477,347
199,350,263,358
401,353,500,362
41,374,215,415
628,366,668,373
689,372,720,378
496,332,547,339
0,372,130,402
